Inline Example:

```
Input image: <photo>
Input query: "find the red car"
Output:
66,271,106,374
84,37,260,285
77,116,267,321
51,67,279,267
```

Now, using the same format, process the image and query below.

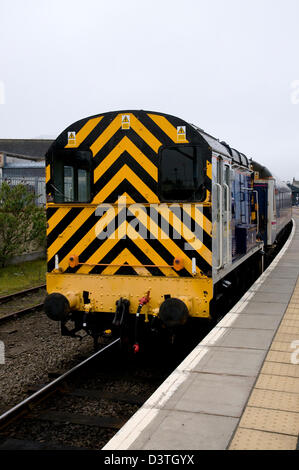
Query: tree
0,182,46,267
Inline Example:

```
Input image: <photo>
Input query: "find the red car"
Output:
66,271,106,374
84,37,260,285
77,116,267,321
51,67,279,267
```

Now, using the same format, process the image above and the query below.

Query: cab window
52,150,92,203
160,146,206,202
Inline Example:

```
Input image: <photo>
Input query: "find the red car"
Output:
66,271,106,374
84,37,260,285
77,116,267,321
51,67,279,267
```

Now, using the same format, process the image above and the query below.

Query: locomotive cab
44,111,216,349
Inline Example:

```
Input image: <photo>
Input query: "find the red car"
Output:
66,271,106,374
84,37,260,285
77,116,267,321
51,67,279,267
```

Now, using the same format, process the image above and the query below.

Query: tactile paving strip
270,341,298,352
280,319,299,327
273,332,299,343
248,389,299,413
255,374,299,393
239,407,299,436
229,428,297,450
261,361,299,378
267,350,294,362
277,325,299,335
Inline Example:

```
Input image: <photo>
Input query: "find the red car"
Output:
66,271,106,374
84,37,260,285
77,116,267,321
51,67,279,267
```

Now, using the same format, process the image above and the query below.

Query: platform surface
103,211,299,450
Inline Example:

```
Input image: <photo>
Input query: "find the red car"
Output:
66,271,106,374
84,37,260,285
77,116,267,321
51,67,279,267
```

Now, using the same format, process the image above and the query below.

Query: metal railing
0,176,46,207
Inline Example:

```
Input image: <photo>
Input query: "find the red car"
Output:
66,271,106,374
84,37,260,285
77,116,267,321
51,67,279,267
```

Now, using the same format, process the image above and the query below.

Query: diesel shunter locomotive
44,110,292,350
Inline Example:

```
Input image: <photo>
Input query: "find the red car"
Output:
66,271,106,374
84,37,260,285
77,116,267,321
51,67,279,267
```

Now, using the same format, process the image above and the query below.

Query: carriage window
160,146,205,201
78,169,90,202
224,164,230,208
64,166,75,201
52,150,92,203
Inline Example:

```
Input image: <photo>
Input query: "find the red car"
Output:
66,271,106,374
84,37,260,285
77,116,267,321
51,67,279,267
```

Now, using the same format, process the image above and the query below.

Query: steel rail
0,303,44,325
0,337,120,430
0,284,46,305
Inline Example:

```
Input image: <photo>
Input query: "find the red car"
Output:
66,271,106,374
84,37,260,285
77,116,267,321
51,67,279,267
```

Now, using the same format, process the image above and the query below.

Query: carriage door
223,163,231,265
214,157,223,269
214,157,231,270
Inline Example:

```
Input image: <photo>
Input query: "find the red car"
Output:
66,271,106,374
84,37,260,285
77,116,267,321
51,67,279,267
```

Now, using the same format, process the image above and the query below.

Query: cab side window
52,150,92,203
160,146,206,202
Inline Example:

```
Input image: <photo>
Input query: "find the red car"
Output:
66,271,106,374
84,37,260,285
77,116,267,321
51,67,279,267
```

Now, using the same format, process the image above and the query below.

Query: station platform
103,211,299,451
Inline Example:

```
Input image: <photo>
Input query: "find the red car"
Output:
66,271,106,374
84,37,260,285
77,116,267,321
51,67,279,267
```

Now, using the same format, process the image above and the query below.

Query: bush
0,182,46,267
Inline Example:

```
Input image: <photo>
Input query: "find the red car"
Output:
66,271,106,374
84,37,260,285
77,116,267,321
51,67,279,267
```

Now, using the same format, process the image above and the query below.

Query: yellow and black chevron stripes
49,196,127,273
47,207,95,262
46,110,213,278
76,220,180,277
148,113,189,144
47,111,211,205
91,113,162,204
93,165,159,204
90,113,161,157
65,116,103,149
94,136,157,183
47,201,212,277
74,205,211,276
47,207,72,236
100,248,152,277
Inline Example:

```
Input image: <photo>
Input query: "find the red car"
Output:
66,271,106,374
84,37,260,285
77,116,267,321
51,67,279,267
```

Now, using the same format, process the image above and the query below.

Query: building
0,139,53,206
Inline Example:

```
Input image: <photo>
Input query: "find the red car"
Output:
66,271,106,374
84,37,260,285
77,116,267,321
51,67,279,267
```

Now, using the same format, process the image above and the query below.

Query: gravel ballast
0,310,94,414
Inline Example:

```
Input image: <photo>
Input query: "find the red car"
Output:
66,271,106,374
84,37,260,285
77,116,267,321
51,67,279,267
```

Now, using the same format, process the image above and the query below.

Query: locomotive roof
251,160,291,193
190,124,250,167
251,160,273,178
49,109,251,168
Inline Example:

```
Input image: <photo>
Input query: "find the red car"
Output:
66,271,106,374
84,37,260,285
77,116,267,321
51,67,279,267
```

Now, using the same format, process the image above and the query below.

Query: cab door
213,157,230,270
223,162,231,265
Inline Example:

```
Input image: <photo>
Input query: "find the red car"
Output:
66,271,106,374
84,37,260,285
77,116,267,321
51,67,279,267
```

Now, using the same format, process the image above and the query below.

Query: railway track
0,284,46,325
0,303,44,325
0,284,46,305
0,337,172,450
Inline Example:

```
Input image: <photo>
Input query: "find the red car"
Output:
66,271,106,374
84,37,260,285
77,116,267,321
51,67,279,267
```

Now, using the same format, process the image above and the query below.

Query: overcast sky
0,0,299,181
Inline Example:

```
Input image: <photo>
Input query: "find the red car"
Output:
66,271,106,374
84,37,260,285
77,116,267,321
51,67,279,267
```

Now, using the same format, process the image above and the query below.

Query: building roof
0,139,52,161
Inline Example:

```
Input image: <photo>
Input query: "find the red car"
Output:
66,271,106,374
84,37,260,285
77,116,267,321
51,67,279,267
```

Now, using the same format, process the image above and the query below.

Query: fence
0,176,46,207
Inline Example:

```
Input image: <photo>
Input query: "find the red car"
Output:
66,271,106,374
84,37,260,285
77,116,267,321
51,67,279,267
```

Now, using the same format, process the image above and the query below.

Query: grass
0,259,47,295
